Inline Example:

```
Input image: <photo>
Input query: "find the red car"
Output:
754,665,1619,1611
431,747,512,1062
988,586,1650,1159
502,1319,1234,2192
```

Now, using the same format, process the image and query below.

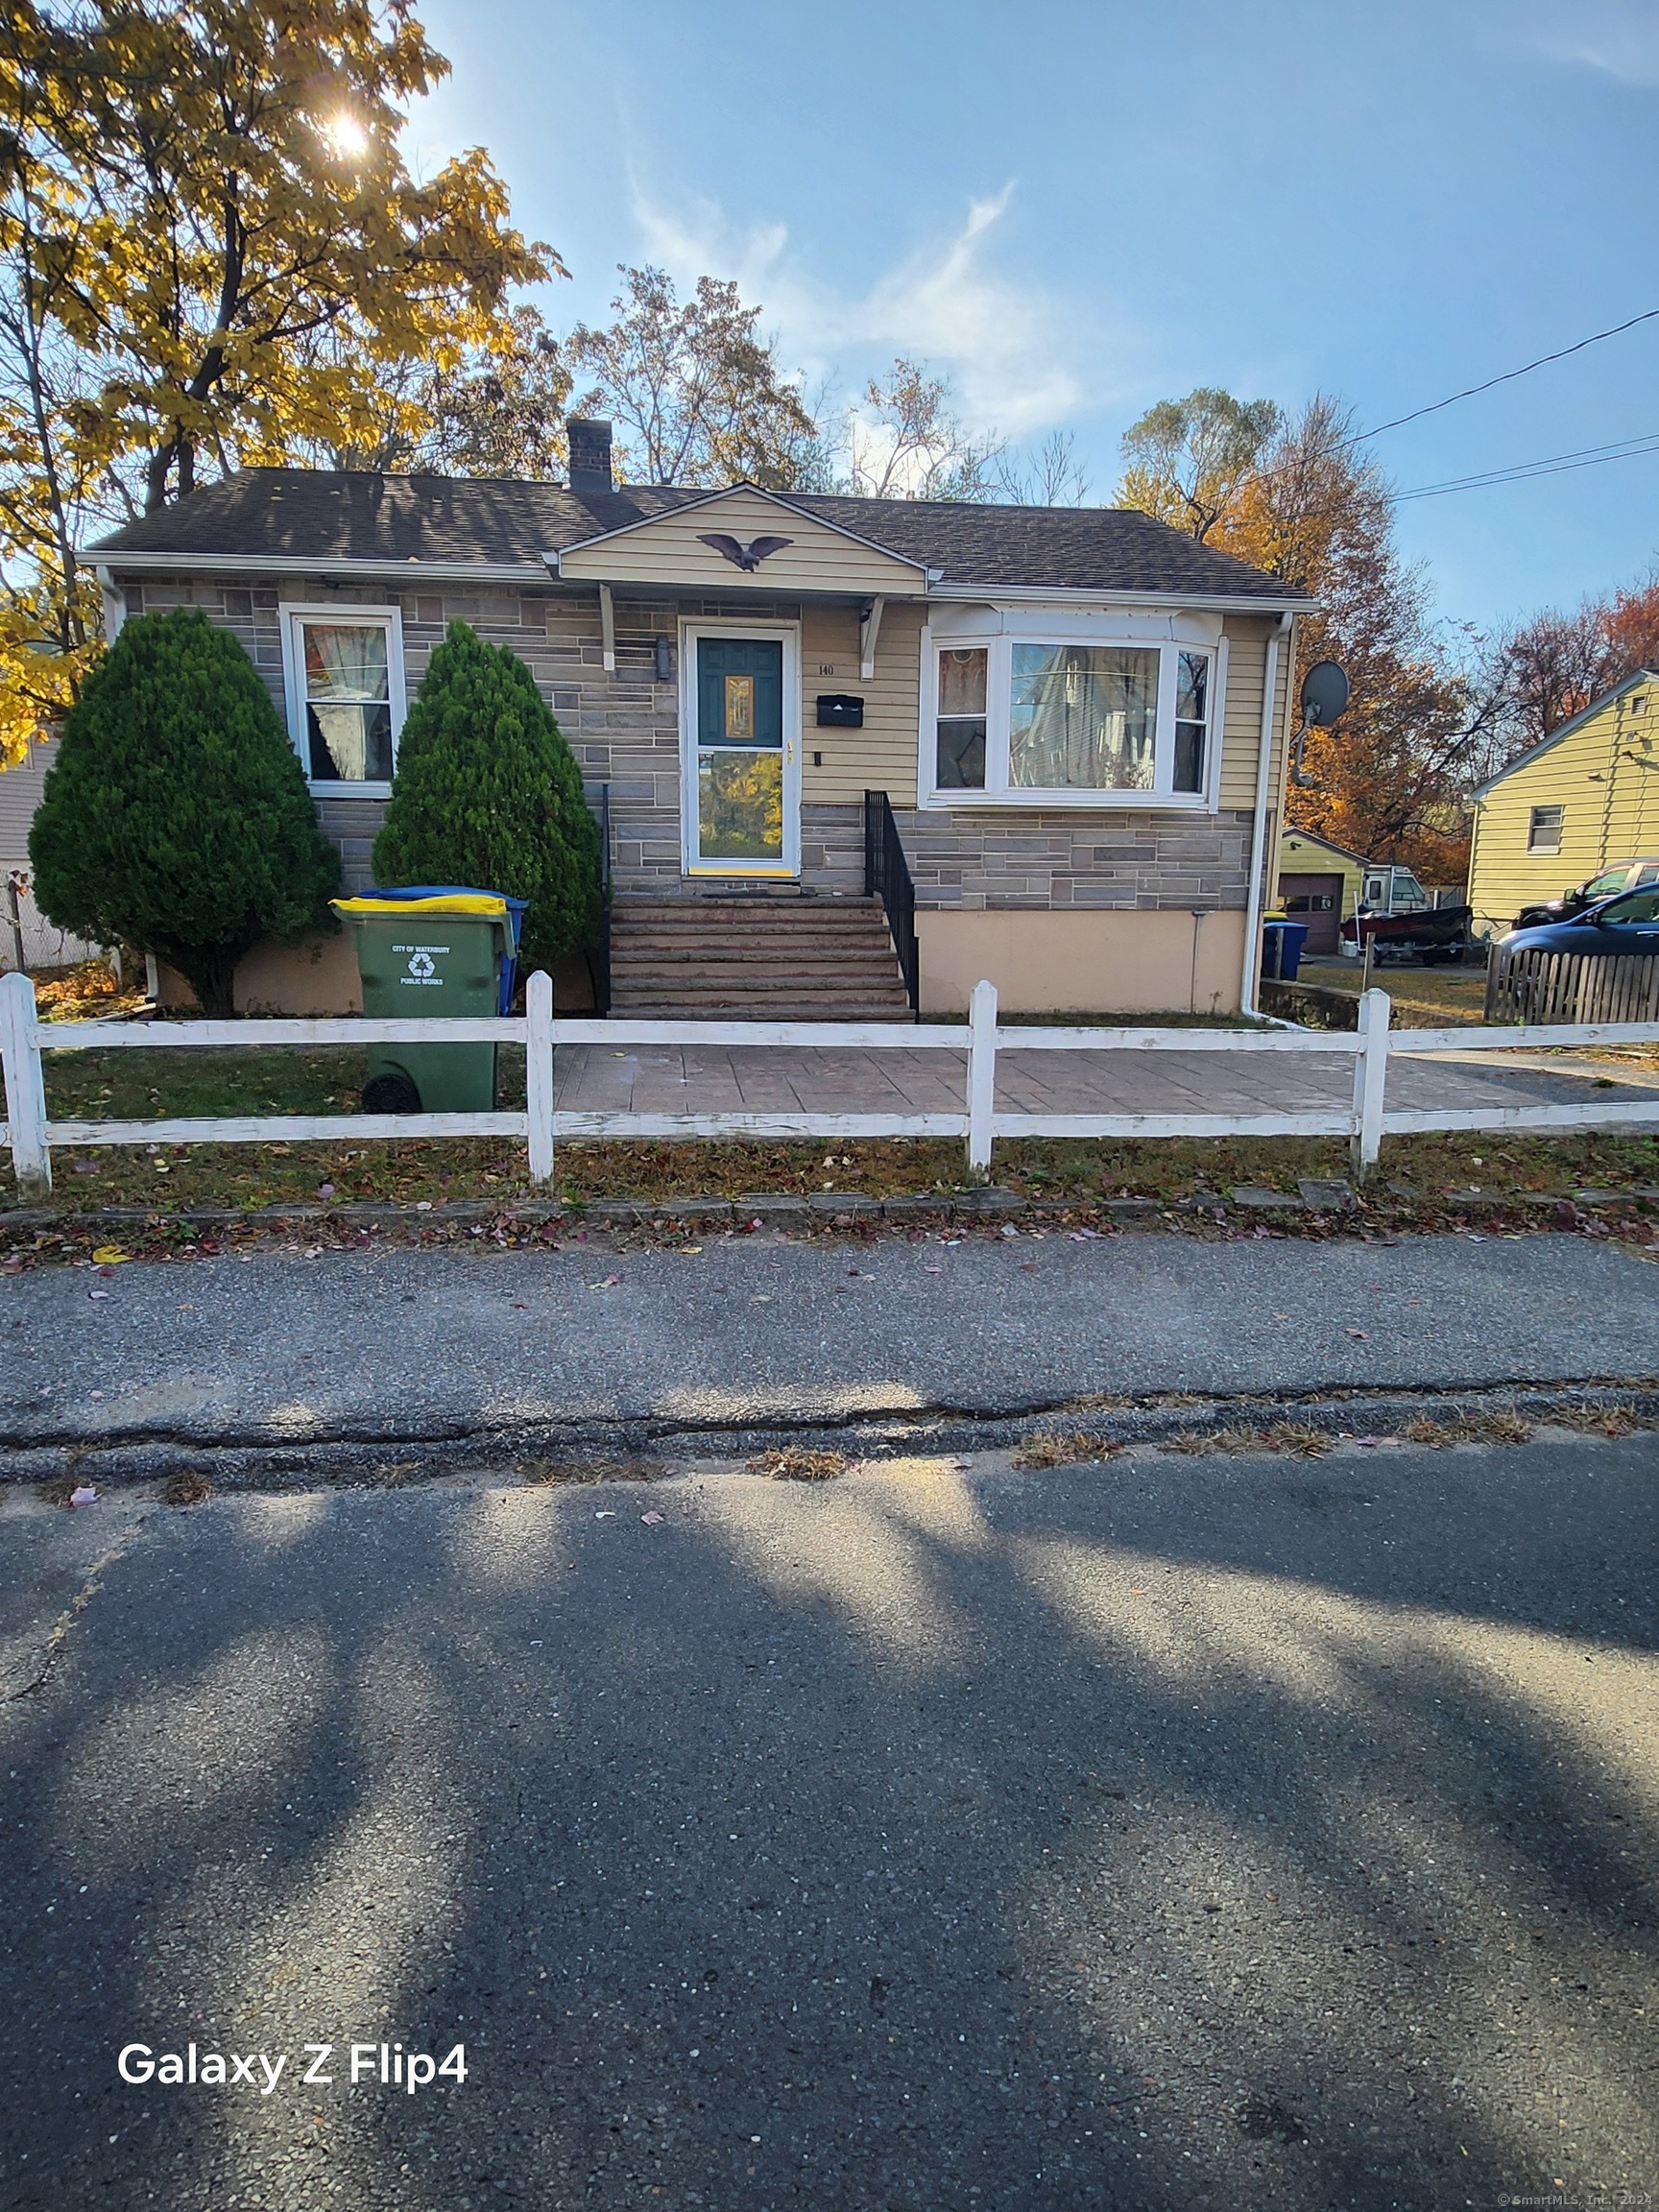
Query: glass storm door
687,634,798,875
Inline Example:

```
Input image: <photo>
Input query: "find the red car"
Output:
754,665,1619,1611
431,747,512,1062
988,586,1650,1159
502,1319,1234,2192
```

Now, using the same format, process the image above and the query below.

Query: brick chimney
567,418,613,494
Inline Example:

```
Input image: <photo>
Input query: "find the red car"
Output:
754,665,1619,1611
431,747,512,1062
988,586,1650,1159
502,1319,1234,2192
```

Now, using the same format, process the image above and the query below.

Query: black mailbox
815,693,864,729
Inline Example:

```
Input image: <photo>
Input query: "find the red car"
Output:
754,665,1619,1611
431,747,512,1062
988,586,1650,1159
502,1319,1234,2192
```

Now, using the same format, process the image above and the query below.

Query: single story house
84,420,1312,1018
1468,670,1659,936
1275,827,1369,956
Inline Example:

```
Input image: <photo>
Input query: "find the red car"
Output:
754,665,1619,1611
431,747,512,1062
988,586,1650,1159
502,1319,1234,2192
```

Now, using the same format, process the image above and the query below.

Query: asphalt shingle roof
88,467,1309,604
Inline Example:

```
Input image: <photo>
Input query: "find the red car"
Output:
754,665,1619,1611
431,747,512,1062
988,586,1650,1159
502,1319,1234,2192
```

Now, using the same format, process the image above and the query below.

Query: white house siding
0,735,104,971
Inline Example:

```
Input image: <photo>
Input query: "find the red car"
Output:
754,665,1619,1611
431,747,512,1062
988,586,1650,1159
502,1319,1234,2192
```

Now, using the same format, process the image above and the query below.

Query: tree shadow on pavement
1,1436,1655,2210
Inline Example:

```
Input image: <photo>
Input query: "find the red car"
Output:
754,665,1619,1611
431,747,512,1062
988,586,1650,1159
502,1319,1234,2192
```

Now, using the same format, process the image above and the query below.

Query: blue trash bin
1277,920,1309,980
1261,920,1287,980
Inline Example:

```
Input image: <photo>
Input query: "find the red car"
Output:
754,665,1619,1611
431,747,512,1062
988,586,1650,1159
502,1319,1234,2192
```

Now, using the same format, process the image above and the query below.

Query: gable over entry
550,484,931,600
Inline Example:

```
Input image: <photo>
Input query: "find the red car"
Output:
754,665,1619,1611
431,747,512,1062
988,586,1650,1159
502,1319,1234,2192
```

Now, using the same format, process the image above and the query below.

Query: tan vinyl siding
800,599,924,806
1468,684,1659,933
1215,614,1293,909
560,487,925,597
1217,615,1272,808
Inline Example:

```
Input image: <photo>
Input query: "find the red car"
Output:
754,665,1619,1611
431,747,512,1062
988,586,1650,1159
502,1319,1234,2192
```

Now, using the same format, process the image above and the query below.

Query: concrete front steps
609,894,913,1021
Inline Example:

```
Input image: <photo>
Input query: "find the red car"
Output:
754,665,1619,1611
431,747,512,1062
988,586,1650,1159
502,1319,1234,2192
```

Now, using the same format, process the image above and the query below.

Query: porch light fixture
654,636,673,683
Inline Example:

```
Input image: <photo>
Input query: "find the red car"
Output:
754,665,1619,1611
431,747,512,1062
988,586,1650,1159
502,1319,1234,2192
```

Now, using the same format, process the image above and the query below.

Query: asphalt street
1,1432,1656,2210
3,1230,1659,1468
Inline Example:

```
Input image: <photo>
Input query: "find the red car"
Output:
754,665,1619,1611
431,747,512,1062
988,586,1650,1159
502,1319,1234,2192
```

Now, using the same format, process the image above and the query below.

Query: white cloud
631,180,1127,441
1521,4,1659,85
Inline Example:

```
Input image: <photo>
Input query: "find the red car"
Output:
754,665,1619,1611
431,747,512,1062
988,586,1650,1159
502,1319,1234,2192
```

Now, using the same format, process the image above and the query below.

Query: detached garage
1276,828,1367,956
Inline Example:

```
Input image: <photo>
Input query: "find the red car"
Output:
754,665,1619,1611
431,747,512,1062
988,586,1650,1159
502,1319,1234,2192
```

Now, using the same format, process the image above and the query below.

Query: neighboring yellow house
1468,670,1659,934
1275,827,1368,954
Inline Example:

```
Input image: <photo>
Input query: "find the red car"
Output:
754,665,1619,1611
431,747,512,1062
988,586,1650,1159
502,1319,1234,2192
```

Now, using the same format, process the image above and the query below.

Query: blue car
1502,882,1659,952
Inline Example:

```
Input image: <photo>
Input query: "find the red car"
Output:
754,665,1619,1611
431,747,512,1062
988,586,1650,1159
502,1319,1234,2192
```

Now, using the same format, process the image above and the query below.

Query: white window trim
918,622,1227,811
677,616,803,879
280,602,406,797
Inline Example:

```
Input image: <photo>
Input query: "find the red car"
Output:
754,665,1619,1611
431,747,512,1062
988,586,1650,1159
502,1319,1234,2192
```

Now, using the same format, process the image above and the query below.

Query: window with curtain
299,619,394,783
936,647,987,788
1011,645,1158,789
930,634,1216,803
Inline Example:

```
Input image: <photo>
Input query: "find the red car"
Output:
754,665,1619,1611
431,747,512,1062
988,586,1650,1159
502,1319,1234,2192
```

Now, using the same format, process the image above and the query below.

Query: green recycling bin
332,887,528,1114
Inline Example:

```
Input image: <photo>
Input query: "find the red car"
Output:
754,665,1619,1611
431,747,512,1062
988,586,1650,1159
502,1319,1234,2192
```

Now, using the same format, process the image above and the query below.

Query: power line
1357,306,1659,444
1391,428,1659,502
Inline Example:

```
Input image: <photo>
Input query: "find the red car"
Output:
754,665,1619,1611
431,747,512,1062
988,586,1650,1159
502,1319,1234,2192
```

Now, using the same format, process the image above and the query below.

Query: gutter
84,551,551,585
1239,612,1293,1014
925,581,1313,613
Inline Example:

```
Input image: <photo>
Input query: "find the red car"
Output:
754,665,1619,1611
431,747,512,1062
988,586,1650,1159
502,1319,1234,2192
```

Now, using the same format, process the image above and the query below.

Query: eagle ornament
697,532,794,572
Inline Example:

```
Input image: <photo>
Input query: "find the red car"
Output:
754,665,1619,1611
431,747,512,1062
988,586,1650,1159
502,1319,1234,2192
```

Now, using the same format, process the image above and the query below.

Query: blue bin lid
359,885,528,955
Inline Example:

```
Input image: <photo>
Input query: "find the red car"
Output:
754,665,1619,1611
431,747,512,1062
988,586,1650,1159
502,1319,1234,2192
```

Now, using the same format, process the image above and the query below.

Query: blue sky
413,0,1659,638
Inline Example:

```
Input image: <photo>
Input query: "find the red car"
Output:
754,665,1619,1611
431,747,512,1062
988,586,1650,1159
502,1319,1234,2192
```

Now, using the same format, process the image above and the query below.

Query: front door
684,630,800,877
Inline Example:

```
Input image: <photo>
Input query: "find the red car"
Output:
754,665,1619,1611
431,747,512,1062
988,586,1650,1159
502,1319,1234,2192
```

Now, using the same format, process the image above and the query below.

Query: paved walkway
549,1040,1659,1119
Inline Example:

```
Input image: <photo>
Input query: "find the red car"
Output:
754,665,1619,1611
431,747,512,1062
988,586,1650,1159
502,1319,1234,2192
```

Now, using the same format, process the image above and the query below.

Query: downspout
1239,611,1293,1013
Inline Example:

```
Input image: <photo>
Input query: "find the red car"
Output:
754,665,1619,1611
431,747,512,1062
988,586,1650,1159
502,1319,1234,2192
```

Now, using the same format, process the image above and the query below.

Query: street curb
9,1378,1658,1496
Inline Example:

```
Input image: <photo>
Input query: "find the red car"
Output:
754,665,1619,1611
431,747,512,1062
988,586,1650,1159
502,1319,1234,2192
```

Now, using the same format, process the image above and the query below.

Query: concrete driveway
1,1433,1655,2210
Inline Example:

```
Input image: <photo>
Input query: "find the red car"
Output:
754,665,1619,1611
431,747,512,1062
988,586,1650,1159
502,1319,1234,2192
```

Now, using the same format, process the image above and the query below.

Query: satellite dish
1299,661,1350,729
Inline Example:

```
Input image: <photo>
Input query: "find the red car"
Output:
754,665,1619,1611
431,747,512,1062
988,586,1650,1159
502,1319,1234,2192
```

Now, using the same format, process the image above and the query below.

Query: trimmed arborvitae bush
30,608,340,1018
372,621,603,969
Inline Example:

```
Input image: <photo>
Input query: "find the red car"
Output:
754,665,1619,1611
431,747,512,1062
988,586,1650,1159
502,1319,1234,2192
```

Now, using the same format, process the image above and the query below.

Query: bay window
927,630,1219,805
281,606,405,792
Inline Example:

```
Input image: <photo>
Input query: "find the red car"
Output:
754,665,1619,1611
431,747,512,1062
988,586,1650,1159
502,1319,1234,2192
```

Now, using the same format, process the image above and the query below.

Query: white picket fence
3,969,1659,1200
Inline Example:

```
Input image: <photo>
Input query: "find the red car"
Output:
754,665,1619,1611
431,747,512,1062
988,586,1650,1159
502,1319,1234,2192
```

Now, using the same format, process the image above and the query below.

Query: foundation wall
917,907,1248,1017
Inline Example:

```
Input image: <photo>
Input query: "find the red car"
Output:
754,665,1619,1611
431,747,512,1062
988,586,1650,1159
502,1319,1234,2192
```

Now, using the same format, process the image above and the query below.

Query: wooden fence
1486,942,1659,1025
4,970,1659,1201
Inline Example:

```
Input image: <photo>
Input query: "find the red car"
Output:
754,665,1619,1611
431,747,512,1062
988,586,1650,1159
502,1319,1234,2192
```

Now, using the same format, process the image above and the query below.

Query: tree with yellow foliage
1116,390,1479,882
0,0,555,765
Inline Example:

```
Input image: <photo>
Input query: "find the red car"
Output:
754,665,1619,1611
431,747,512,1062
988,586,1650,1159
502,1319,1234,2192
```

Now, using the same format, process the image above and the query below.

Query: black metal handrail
865,789,919,1016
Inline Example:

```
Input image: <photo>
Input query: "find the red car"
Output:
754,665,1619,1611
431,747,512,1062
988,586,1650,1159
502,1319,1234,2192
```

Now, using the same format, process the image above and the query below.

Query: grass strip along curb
4,1175,1659,1273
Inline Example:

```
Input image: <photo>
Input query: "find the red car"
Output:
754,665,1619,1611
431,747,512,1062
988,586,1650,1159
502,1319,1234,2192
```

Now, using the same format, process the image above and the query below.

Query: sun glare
322,111,371,162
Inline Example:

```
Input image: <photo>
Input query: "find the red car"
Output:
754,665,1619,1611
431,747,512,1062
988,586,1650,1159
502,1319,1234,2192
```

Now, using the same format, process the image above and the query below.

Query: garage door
1278,873,1343,955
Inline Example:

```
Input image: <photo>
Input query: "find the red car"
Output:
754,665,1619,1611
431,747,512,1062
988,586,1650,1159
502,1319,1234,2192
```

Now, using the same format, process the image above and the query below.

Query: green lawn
6,1017,1653,1222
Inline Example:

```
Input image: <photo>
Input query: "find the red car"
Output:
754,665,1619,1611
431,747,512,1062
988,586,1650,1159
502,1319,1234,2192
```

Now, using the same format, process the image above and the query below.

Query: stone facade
114,572,1251,919
897,805,1252,913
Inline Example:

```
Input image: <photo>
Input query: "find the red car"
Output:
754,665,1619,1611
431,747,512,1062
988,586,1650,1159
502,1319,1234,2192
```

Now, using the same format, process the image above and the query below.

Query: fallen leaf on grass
91,1245,131,1265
